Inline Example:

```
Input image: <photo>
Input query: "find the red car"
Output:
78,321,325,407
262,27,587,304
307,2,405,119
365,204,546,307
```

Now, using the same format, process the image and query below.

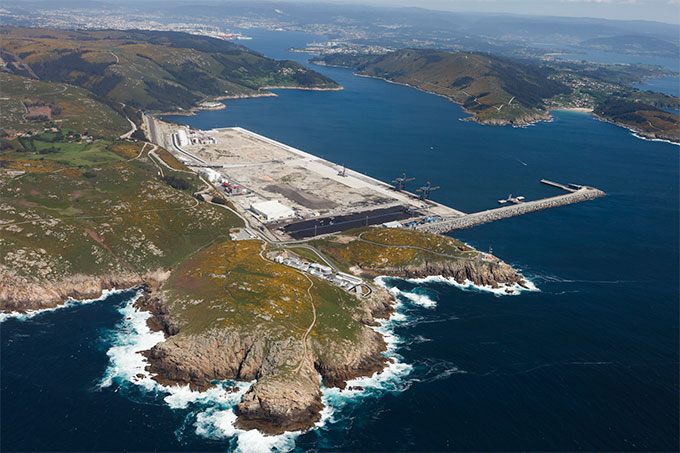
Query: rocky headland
0,266,169,312
127,240,526,435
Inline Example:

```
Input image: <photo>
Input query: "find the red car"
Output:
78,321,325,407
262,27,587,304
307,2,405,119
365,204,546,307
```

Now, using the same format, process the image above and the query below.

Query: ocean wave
409,358,467,384
320,284,415,415
99,276,431,452
631,131,679,146
533,274,647,285
385,284,438,308
99,296,302,452
98,291,164,390
0,289,127,323
402,275,539,296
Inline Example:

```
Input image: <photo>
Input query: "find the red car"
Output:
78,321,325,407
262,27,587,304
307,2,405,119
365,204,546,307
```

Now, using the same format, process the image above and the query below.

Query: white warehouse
250,200,295,222
176,129,189,147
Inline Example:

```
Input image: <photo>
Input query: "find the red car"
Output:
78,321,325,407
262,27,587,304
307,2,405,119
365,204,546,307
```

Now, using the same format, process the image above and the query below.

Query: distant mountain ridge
0,27,340,113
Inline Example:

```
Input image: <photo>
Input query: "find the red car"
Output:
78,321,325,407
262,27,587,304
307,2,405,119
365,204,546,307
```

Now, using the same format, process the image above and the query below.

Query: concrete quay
416,187,605,233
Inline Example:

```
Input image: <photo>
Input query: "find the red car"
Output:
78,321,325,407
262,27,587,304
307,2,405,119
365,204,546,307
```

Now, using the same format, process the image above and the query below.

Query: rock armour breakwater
417,188,605,233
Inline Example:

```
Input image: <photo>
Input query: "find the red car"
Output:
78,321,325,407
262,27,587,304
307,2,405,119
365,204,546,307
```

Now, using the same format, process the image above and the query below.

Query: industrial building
250,200,295,222
176,129,190,147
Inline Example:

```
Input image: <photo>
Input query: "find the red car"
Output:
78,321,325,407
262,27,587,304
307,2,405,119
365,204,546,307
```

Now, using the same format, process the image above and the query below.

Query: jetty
416,184,604,234
146,115,604,239
540,179,579,192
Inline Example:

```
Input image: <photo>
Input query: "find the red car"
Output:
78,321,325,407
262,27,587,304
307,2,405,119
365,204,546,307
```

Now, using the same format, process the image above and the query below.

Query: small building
199,168,223,183
250,200,295,222
177,129,189,147
310,263,332,274
382,221,402,228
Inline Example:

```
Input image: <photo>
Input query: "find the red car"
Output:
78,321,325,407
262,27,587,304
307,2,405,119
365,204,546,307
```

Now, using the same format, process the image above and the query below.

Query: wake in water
0,289,126,323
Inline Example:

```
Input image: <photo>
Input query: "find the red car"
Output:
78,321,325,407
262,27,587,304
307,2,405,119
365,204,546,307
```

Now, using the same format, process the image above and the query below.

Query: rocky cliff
358,257,526,289
0,266,169,312
138,285,391,435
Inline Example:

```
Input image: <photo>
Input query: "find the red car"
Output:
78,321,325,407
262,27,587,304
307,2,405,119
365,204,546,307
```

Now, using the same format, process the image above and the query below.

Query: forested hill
314,49,569,126
0,27,340,113
313,49,679,142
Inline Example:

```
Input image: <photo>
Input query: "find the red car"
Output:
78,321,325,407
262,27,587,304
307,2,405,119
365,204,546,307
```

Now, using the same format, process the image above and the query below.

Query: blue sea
2,31,678,452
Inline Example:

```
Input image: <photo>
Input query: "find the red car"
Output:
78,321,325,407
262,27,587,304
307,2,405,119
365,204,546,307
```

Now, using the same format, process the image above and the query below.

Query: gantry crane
417,181,440,200
391,172,415,191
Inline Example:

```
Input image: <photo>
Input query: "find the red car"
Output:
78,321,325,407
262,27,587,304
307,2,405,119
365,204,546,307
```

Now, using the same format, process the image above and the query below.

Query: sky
293,0,680,24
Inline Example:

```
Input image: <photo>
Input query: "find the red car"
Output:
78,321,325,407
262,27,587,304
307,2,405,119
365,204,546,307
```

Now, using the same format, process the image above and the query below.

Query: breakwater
417,187,605,233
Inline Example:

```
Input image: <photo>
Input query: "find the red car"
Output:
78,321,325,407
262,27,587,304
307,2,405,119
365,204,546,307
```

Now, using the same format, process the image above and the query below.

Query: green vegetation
0,135,242,281
309,227,477,273
594,99,678,141
0,72,130,137
163,239,363,342
315,49,569,125
314,49,679,141
1,27,340,113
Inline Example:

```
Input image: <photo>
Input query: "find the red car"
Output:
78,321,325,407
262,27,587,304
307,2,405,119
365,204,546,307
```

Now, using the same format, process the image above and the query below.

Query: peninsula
0,27,340,115
1,27,605,436
312,49,680,143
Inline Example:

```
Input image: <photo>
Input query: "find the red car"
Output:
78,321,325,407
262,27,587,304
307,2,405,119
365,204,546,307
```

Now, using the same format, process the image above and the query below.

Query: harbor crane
391,172,415,191
417,181,440,200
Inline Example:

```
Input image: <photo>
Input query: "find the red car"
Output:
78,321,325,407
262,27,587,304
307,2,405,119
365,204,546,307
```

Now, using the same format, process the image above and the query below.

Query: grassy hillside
593,99,679,142
308,227,477,274
315,49,569,125
0,72,130,137
0,135,242,284
0,27,340,113
315,49,679,141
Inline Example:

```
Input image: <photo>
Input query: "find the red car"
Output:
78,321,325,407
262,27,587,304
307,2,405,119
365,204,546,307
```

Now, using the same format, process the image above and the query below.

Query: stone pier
416,187,605,233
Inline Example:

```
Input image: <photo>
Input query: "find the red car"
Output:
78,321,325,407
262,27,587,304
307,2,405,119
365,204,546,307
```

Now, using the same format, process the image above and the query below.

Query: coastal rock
313,326,388,388
145,329,275,389
235,370,324,435
358,259,525,289
0,267,169,312
355,287,395,323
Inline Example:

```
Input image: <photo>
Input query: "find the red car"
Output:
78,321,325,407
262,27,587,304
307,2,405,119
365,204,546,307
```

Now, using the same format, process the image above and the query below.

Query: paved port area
151,119,462,239
147,118,603,240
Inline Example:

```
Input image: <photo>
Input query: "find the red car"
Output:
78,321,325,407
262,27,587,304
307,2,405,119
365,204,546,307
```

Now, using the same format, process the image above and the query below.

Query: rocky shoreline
134,282,392,435
592,113,680,145
351,72,551,127
357,258,527,291
130,256,525,434
0,252,527,436
0,267,168,312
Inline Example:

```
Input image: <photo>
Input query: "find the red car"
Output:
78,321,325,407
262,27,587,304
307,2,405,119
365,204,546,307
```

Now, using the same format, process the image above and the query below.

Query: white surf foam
0,289,125,323
99,291,164,390
101,297,302,452
386,285,437,308
405,275,539,296
319,277,417,412
102,273,462,451
631,131,679,146
195,408,299,453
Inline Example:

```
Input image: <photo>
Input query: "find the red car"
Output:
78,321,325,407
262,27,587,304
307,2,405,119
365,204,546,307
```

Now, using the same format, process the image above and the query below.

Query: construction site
145,116,604,242
148,117,462,240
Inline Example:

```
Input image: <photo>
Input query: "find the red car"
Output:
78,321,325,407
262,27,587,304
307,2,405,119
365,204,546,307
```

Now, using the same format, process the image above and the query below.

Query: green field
1,27,340,114
0,136,242,281
0,73,130,137
307,227,477,274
